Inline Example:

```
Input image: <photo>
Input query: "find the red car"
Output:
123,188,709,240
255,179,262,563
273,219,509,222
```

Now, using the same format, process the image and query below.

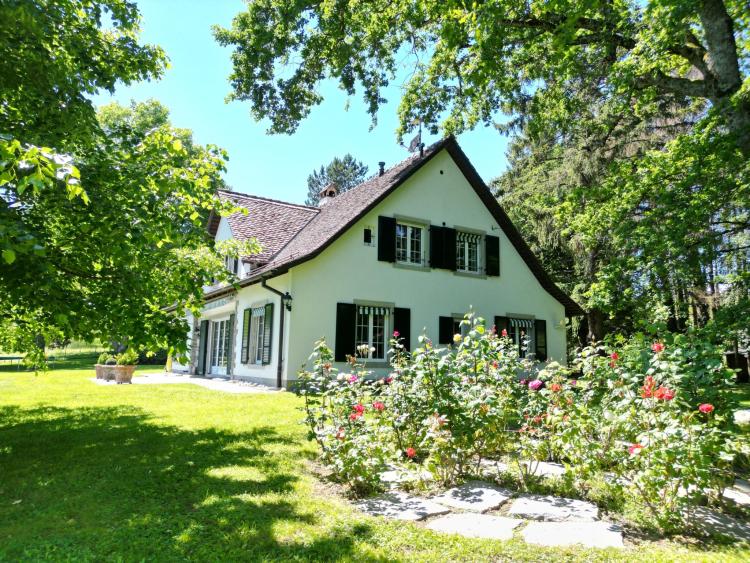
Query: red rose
492,360,499,369
393,330,400,338
349,412,362,421
652,342,665,353
501,329,508,337
654,387,675,401
372,401,385,411
699,403,714,414
550,383,562,392
384,376,393,384
640,376,656,398
610,352,620,361
405,447,416,459
628,443,643,455
353,403,365,414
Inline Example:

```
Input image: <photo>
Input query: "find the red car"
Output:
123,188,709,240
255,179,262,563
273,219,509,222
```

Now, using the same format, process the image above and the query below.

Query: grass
733,383,750,409
0,355,748,561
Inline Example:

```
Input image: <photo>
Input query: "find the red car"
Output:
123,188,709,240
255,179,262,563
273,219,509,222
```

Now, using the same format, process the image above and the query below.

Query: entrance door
210,319,229,375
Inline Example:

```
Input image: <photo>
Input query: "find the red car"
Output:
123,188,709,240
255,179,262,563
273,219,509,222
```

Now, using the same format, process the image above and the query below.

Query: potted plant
95,352,118,381
113,348,138,384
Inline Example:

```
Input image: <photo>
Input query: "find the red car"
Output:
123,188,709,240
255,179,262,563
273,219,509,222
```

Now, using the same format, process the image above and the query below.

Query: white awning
510,317,535,328
357,306,391,316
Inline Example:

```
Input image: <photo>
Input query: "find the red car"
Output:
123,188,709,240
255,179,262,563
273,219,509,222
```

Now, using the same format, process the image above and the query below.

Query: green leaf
2,249,16,264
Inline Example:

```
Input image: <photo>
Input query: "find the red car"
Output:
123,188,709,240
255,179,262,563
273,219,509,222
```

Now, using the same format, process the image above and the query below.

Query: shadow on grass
0,404,376,561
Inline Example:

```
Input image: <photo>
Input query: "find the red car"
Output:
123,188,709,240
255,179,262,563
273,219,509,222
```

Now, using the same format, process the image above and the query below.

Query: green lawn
734,384,750,409
0,356,747,562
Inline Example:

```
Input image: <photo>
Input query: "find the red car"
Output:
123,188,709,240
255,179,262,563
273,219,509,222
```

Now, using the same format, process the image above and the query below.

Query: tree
305,154,369,206
214,0,749,156
0,2,255,364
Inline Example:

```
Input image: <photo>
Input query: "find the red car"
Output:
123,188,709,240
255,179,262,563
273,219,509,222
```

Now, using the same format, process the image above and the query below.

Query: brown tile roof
214,191,318,263
206,136,583,316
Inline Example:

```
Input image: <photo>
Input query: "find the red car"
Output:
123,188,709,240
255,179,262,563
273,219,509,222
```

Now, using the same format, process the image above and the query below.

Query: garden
296,314,750,548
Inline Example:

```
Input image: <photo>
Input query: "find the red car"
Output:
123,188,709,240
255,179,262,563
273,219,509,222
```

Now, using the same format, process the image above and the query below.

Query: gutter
261,276,292,388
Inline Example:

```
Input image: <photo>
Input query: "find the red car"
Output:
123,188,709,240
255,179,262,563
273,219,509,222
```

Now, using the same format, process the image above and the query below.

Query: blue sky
93,0,510,204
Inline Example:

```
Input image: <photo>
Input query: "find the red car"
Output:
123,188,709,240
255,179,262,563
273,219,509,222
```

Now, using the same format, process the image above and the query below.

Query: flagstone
521,521,624,548
724,487,750,506
426,513,523,540
507,494,599,521
432,481,514,512
688,507,750,541
356,491,450,521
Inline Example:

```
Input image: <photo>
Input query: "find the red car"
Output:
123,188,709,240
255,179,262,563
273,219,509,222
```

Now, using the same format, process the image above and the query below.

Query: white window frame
456,232,482,274
395,222,425,266
508,318,535,359
210,318,229,374
248,306,266,365
354,305,391,361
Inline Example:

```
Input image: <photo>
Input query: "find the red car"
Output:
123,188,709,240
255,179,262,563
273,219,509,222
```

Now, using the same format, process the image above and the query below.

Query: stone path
90,373,278,394
521,521,624,548
687,507,750,542
507,493,599,522
427,513,522,540
358,480,623,549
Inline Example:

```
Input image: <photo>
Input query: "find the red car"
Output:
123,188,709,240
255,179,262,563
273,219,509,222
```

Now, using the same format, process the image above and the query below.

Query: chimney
318,182,338,207
378,161,385,176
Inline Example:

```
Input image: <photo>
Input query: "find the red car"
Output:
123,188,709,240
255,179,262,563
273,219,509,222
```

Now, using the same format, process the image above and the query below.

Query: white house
172,137,583,387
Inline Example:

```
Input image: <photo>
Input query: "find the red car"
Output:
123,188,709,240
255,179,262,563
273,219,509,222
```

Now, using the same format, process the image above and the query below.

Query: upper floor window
396,222,424,265
456,232,482,273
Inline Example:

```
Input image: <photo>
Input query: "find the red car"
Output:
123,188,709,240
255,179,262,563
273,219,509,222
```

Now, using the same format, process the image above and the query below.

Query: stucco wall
284,149,568,381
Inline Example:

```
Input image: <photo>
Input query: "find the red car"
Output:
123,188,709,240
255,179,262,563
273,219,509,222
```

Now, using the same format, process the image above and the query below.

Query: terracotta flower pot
113,365,136,384
95,364,118,381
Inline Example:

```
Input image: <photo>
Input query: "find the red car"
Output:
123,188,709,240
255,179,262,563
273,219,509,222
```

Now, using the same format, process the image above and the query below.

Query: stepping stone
432,481,513,512
507,494,599,521
426,513,523,540
724,487,750,506
522,460,566,478
735,478,750,494
356,491,450,521
521,521,624,548
687,507,750,541
734,409,750,426
479,459,511,475
380,468,431,488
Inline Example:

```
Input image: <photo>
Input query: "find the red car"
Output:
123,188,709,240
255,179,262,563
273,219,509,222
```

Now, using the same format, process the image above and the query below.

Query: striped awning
510,317,535,328
457,231,481,243
357,306,391,316
252,306,265,316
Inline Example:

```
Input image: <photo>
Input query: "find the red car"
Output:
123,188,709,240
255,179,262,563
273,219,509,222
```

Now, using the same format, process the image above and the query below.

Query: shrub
296,314,743,529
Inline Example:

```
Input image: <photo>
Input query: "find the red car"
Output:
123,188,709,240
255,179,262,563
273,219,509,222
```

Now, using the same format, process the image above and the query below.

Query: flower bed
296,314,744,531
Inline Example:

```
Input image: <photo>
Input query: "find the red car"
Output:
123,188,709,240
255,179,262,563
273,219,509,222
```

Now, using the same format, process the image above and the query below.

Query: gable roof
210,191,318,263
209,136,583,316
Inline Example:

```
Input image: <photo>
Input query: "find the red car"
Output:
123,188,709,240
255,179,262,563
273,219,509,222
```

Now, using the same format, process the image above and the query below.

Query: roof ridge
218,189,320,212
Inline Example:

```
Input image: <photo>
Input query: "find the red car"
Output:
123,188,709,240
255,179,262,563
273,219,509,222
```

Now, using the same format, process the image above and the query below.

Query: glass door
210,319,228,375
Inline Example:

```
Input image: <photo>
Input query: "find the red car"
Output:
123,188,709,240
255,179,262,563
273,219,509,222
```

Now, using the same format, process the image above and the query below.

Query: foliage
0,0,260,367
3,362,747,560
115,348,138,366
305,154,369,206
215,0,749,155
297,314,743,530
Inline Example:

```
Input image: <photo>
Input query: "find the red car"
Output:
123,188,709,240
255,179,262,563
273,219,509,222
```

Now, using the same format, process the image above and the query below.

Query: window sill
454,270,486,279
240,362,269,370
394,262,430,272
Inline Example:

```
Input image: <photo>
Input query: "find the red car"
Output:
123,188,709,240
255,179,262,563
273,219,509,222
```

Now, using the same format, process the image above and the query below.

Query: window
210,319,229,372
242,304,273,365
248,307,266,364
456,232,482,273
507,318,535,358
396,222,424,265
225,256,239,276
355,305,390,360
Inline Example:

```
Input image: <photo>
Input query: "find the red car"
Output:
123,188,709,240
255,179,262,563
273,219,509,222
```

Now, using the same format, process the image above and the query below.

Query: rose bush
296,314,743,530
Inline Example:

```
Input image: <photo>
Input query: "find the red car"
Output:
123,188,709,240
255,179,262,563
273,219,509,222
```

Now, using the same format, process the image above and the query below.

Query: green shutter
241,308,251,363
197,319,209,375
393,307,411,352
429,226,445,268
535,319,548,361
485,235,500,276
262,303,274,365
226,314,235,374
378,216,396,262
335,303,356,361
438,316,453,344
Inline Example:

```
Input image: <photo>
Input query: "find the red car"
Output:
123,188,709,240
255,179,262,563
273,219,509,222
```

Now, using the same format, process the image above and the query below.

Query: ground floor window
248,307,266,365
508,318,535,358
210,318,230,373
355,305,390,360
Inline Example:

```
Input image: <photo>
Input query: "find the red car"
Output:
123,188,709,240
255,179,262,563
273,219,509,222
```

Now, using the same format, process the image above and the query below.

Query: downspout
261,277,291,388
